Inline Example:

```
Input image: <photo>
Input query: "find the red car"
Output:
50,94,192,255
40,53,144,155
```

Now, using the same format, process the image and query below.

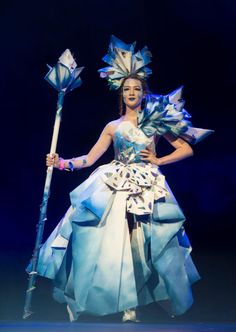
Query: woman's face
122,78,144,110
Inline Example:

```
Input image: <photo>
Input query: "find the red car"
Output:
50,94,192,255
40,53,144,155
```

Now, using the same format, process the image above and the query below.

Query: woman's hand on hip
139,149,159,165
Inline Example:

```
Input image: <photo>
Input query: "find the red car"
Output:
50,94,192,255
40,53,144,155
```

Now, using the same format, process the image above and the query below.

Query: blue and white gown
35,88,212,320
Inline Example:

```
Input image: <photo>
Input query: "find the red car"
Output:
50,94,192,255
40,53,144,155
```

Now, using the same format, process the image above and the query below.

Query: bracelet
68,158,86,171
60,158,86,171
68,161,74,172
59,158,65,170
65,158,76,171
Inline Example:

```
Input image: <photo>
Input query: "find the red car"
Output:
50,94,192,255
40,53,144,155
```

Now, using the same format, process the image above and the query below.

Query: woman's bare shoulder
105,118,123,134
107,118,122,127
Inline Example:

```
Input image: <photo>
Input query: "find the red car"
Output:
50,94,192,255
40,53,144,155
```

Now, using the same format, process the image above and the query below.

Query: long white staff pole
23,49,84,319
23,91,65,319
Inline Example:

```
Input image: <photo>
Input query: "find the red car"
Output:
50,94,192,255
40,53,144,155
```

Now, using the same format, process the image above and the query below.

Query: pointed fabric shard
179,127,214,144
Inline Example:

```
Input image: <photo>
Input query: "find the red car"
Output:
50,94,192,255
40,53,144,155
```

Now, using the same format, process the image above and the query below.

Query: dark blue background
0,0,235,323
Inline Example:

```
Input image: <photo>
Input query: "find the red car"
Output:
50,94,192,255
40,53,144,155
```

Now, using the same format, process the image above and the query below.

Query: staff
23,49,84,319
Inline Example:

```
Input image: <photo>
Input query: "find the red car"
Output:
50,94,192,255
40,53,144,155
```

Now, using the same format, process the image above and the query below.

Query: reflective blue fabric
36,122,200,318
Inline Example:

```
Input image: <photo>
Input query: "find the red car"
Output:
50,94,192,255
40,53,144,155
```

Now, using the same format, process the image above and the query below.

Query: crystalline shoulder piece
138,89,214,143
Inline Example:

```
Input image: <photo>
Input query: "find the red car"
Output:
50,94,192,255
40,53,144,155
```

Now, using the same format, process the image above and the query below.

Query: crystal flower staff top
23,49,84,319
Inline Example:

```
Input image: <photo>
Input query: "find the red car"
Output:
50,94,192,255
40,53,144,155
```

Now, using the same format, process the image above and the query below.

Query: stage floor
1,252,236,331
1,322,236,332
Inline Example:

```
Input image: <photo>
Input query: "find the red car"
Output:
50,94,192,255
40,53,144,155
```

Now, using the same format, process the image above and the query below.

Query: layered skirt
35,161,200,319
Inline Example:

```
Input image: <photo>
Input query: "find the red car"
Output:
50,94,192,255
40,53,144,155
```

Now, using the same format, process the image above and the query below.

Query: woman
36,36,212,322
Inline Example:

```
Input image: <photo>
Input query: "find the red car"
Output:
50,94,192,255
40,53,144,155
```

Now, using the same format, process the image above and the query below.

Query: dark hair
118,74,150,116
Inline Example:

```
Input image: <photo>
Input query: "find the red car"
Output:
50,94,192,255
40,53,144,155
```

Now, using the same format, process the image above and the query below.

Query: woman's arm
47,123,113,170
139,132,193,166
